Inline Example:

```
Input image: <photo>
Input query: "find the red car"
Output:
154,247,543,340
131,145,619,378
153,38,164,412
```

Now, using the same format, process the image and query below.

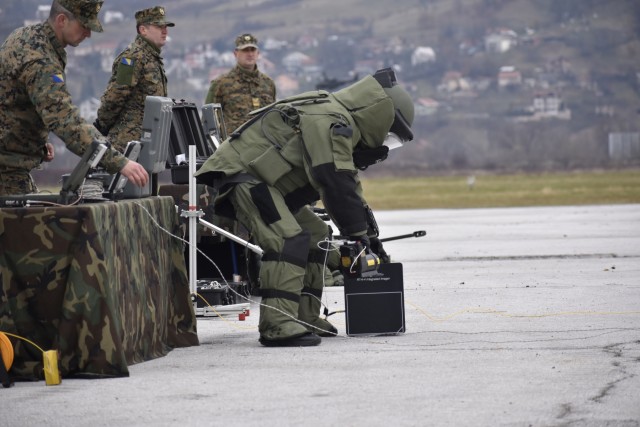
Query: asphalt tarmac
2,204,639,426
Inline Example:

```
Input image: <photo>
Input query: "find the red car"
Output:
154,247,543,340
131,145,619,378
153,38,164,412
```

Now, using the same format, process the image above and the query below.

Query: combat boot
298,286,338,337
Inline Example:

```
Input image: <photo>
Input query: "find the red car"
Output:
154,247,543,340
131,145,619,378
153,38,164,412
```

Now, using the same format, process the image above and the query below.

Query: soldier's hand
348,234,371,254
43,143,55,162
369,236,390,263
120,160,149,187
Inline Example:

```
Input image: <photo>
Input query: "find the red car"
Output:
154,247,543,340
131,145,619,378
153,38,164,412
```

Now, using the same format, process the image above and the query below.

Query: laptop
0,140,108,207
103,140,142,199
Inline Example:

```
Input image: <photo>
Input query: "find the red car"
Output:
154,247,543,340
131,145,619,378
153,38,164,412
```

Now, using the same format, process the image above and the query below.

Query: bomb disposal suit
195,69,414,346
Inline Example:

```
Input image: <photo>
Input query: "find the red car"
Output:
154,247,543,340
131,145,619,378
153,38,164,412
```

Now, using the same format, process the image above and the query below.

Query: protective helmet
373,68,414,142
384,85,414,142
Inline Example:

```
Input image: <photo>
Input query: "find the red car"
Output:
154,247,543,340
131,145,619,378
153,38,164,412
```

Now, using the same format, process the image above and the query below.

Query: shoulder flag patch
52,74,64,83
121,58,134,66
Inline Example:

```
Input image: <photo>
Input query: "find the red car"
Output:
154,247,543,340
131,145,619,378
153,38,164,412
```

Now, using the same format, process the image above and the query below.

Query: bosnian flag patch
121,58,133,66
52,73,64,83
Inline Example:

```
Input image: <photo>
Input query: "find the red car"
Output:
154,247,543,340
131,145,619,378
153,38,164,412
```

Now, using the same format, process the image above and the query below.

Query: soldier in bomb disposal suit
204,33,276,134
94,6,174,152
195,69,414,346
0,0,148,196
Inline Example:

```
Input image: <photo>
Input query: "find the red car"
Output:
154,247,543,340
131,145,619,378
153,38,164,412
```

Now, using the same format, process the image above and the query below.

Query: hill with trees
1,0,639,177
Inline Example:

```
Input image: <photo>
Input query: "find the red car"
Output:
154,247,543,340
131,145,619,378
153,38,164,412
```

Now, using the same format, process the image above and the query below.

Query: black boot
259,332,321,347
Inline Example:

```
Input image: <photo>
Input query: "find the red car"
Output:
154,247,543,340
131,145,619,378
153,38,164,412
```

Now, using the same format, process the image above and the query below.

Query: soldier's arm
205,79,221,105
22,60,127,174
96,55,139,134
300,116,367,236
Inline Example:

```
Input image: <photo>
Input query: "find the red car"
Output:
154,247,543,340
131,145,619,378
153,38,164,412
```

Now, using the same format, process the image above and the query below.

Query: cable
135,202,640,338
134,201,342,336
194,294,255,331
0,331,45,354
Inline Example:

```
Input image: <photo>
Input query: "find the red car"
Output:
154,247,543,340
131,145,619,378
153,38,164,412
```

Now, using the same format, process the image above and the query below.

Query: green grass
360,170,640,210
39,170,640,211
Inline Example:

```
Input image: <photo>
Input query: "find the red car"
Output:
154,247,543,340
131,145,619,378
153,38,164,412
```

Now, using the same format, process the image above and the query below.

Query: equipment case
343,262,406,336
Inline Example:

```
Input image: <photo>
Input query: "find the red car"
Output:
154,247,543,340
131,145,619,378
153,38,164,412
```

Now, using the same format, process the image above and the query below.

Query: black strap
260,289,300,303
307,250,329,264
261,251,307,269
301,286,322,299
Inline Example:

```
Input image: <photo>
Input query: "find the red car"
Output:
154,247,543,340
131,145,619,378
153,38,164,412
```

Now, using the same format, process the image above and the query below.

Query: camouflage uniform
195,72,411,346
204,34,276,134
0,1,127,196
95,7,174,152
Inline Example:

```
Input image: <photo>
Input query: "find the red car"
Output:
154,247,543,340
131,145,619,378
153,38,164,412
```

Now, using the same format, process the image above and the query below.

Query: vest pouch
248,145,292,186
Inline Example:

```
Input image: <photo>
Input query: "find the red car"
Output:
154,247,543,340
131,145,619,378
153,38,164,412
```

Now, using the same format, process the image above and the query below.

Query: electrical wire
134,201,640,337
134,201,339,336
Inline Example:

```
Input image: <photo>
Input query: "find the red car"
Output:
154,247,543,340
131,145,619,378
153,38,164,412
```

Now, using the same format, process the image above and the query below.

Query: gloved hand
348,234,371,254
353,146,389,170
369,236,390,263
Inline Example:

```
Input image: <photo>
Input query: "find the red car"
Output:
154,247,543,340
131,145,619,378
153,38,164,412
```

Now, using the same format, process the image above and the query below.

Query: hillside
2,0,640,176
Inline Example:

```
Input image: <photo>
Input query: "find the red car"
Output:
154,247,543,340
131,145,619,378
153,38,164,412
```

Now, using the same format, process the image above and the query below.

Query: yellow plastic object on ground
0,332,13,371
43,350,61,386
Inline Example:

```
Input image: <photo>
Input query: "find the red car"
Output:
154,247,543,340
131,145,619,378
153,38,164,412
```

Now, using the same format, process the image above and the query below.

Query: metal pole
199,218,264,256
188,145,198,296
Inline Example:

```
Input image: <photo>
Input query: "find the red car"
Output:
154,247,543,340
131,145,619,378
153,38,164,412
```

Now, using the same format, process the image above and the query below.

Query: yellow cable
1,331,45,353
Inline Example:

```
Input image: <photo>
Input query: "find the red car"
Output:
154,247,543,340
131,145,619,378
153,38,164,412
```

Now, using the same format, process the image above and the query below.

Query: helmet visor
383,132,405,150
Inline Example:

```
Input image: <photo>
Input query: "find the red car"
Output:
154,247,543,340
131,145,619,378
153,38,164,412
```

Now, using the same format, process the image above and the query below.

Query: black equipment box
343,262,406,336
196,278,245,308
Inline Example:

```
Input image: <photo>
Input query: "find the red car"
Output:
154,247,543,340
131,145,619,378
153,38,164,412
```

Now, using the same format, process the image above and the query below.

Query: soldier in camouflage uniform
94,6,174,152
204,33,276,134
0,0,149,196
195,69,414,347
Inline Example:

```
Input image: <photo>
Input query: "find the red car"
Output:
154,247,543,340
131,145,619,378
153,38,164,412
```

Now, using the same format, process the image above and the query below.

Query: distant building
609,133,640,161
36,5,51,21
484,29,517,53
415,97,440,116
497,66,522,88
282,52,313,73
411,46,436,66
104,11,124,24
514,92,571,121
533,92,560,114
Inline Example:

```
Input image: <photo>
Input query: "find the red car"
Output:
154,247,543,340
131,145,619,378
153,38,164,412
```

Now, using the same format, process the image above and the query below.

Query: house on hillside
485,28,518,53
514,92,571,121
104,11,124,24
411,46,436,66
282,52,314,73
438,71,475,98
415,97,440,116
497,66,522,88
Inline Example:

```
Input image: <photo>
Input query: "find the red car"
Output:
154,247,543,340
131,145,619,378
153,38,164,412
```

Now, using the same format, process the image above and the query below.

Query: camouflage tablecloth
0,196,199,380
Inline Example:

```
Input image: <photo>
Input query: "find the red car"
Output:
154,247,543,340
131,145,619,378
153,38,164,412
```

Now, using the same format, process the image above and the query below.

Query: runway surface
2,204,639,426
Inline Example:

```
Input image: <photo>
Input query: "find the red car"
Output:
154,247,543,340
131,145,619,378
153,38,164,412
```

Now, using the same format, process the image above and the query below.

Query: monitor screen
168,100,215,166
137,96,173,174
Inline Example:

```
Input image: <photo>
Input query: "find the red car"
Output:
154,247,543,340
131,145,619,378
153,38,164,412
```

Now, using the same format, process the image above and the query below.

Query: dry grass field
360,169,640,210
